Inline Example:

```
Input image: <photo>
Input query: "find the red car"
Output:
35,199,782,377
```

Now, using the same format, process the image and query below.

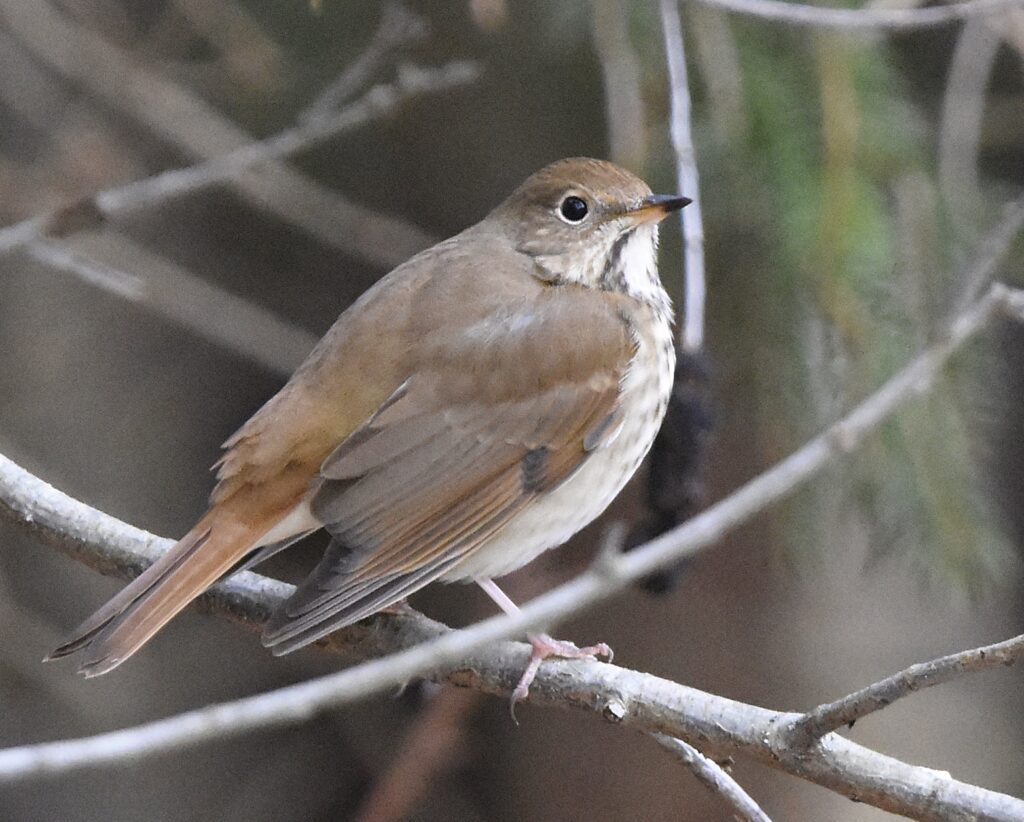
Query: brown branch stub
783,634,1024,749
353,686,482,822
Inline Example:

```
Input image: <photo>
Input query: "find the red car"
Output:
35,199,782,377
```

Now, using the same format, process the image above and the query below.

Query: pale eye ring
558,195,589,224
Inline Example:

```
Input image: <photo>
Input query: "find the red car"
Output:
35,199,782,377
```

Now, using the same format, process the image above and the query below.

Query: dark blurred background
1,1,1023,820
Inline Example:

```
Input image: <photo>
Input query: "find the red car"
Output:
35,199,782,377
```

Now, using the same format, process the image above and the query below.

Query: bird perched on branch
50,157,690,704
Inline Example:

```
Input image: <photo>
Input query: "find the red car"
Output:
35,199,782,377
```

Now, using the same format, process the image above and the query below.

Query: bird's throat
600,225,670,316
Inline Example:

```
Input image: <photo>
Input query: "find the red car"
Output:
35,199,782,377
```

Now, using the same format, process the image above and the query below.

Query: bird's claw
509,633,614,722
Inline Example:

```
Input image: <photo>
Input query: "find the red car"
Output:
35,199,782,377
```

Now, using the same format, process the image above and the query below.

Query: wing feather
261,284,638,653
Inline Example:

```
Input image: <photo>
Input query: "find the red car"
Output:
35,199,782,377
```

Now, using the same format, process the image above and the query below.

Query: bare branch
91,61,479,223
784,633,1024,748
0,18,476,377
300,4,430,123
0,1,477,266
660,0,707,352
953,195,1024,312
0,56,477,261
0,20,476,379
653,734,772,822
683,0,1024,31
0,215,46,255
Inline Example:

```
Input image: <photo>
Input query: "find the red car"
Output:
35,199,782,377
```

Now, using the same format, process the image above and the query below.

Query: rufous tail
47,508,268,677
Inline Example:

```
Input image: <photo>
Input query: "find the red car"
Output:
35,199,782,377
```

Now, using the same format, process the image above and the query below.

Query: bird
49,157,691,704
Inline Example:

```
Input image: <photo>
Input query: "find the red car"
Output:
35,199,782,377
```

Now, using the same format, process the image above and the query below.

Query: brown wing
261,285,636,654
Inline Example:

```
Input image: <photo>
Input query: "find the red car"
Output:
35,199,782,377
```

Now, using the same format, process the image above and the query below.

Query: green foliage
688,14,1014,586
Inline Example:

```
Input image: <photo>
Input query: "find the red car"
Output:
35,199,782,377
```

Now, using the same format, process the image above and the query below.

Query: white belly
444,308,675,581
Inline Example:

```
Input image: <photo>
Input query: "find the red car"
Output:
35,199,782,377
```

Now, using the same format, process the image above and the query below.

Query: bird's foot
510,633,613,719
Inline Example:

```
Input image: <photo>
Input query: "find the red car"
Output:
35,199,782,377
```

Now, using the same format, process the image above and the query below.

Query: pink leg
476,578,613,716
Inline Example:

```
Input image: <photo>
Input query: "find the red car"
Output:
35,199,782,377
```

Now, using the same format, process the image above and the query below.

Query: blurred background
1,1,1023,819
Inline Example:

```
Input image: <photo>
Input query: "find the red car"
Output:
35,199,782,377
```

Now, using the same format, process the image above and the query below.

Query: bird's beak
627,194,693,225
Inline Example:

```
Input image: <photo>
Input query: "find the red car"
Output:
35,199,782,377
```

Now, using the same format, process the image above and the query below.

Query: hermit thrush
50,158,690,702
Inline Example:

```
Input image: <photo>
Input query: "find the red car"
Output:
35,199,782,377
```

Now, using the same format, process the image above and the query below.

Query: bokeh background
1,1,1023,820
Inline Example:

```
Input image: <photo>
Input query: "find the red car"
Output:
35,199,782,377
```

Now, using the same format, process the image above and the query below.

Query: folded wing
262,285,636,653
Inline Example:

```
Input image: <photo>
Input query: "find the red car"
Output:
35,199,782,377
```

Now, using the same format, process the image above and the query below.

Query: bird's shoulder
210,226,637,505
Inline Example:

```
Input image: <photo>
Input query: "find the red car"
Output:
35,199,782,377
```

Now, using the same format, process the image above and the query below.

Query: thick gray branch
0,460,1021,820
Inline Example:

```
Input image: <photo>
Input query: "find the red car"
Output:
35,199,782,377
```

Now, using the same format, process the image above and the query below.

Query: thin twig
0,53,476,377
300,3,429,123
660,0,707,352
0,57,476,378
684,0,1024,30
93,61,479,220
0,0,474,266
0,59,476,259
953,195,1024,312
784,634,1024,748
654,734,772,822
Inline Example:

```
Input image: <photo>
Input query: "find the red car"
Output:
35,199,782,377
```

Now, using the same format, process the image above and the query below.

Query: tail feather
49,510,268,677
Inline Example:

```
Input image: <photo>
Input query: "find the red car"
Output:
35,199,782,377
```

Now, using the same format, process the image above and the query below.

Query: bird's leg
475,578,613,715
379,599,417,617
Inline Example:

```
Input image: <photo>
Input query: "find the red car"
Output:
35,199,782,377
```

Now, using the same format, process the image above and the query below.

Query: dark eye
559,195,589,223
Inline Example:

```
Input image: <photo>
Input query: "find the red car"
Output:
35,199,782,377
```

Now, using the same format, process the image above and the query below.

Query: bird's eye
558,195,589,223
